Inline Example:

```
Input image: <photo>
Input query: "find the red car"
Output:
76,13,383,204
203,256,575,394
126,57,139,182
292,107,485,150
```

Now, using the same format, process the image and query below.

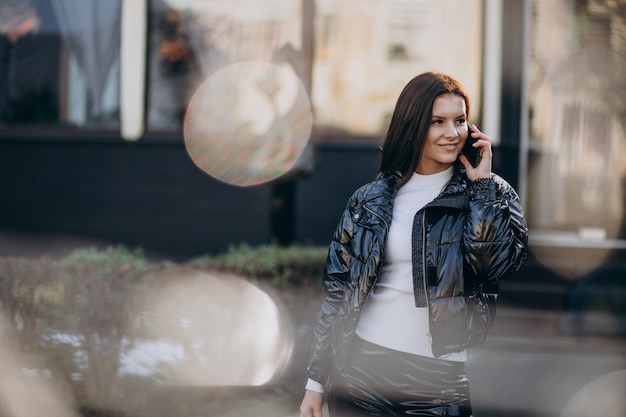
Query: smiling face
416,93,469,175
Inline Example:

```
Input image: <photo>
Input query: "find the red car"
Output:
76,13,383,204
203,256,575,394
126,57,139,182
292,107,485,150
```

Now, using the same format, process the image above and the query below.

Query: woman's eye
432,120,442,125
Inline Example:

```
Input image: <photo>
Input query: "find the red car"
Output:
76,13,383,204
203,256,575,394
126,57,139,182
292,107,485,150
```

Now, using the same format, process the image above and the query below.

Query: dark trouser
328,337,472,416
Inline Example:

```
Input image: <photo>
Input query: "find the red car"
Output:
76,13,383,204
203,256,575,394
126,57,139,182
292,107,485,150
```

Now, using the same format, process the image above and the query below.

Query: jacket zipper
421,212,432,346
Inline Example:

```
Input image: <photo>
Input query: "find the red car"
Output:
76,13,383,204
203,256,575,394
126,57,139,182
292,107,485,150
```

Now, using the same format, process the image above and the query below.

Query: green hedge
189,242,327,287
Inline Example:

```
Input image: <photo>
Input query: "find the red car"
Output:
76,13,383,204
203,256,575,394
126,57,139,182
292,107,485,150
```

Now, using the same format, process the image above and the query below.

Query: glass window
527,0,626,243
311,0,483,136
146,0,306,132
2,1,485,136
0,0,121,128
146,0,484,137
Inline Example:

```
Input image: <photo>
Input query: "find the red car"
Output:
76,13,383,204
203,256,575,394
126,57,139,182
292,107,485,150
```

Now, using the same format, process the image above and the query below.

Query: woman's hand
300,389,324,417
459,124,492,181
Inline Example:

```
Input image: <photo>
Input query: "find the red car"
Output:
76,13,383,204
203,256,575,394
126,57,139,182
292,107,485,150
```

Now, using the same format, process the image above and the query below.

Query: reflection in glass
312,0,483,135
147,0,304,131
148,0,484,137
527,0,626,270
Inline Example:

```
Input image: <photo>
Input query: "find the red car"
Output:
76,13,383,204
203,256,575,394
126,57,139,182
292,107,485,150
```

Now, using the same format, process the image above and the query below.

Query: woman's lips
440,143,460,151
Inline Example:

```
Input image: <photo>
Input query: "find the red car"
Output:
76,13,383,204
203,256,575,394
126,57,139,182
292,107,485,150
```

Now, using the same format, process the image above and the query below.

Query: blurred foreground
0,234,624,417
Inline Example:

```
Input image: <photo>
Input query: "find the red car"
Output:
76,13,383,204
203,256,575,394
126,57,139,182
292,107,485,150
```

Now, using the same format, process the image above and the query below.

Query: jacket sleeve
463,175,528,284
305,199,356,387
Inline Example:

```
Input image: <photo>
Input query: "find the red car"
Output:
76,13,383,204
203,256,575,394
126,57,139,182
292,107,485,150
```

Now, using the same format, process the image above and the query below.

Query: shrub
53,245,159,408
188,242,327,287
0,255,57,352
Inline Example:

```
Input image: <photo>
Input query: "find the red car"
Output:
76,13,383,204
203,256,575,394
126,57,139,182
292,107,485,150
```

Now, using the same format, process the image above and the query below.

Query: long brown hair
379,72,470,187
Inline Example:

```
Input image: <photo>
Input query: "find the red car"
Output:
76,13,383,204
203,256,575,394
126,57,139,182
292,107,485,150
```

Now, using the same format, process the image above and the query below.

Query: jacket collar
426,162,469,210
385,162,469,210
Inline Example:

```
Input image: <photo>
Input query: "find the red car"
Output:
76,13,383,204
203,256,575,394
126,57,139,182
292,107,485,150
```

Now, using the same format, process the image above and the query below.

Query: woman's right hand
300,389,324,417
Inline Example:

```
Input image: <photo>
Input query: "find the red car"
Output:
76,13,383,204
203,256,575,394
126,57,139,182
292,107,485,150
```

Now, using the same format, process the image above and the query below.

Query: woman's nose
445,123,459,138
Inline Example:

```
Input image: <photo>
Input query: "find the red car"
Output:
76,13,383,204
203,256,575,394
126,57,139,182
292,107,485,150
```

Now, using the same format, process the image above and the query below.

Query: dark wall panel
295,142,380,246
0,138,271,259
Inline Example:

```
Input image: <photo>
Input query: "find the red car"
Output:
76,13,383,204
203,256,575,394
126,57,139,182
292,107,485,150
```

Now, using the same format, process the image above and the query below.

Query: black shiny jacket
305,163,528,386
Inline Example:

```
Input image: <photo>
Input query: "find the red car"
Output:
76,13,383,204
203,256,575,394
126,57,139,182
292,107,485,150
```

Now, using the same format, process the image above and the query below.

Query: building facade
1,0,625,279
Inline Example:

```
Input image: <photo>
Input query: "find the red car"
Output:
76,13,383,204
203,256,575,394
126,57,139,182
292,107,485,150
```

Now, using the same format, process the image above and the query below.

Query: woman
299,72,528,417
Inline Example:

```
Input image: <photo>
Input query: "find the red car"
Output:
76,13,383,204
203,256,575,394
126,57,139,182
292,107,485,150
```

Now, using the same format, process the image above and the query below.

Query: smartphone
462,123,481,167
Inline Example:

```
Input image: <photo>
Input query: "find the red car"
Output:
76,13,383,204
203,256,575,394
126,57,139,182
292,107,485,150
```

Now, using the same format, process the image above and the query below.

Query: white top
306,166,465,394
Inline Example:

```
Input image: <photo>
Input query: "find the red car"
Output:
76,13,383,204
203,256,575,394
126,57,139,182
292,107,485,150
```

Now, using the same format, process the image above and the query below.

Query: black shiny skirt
328,337,472,416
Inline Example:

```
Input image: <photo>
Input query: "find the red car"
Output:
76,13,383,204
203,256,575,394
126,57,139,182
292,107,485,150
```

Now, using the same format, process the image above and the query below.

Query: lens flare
128,267,293,386
0,315,79,417
527,162,625,280
184,61,313,187
560,370,626,417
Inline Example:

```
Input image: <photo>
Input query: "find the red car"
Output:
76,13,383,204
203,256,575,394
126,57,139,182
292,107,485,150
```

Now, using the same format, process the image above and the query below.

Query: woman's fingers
300,390,324,417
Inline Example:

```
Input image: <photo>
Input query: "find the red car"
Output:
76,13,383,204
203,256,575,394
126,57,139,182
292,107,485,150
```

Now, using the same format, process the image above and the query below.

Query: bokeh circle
184,61,313,187
560,370,626,417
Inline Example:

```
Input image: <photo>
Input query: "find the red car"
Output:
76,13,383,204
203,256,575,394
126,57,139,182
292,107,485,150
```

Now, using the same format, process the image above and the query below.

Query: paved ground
463,307,625,417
